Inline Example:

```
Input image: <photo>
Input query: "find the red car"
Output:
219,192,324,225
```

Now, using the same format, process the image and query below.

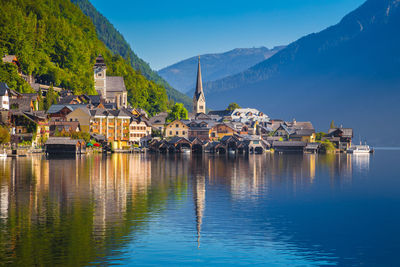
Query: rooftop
106,76,126,92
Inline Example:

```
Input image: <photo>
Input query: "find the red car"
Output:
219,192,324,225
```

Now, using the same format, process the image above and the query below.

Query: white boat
347,144,372,154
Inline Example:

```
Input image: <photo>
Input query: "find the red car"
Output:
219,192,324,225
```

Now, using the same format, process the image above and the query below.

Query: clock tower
94,54,107,98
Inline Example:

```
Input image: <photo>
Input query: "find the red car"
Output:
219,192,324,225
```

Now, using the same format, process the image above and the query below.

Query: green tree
71,132,90,143
321,140,336,153
316,132,327,141
330,120,336,129
226,102,241,111
37,89,44,110
166,103,188,123
54,127,61,137
44,84,58,110
0,126,10,144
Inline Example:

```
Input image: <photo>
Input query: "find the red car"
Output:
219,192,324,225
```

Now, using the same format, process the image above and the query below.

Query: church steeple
193,56,206,114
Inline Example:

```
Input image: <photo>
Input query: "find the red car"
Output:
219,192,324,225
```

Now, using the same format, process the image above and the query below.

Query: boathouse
45,137,86,155
272,141,307,153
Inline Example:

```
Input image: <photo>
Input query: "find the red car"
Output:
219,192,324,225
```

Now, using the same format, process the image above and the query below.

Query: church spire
193,56,206,114
195,56,203,98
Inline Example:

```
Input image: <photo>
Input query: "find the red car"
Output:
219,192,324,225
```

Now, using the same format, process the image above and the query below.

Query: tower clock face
94,67,103,74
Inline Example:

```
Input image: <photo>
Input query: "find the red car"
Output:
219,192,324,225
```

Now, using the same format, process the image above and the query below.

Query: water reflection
0,152,379,266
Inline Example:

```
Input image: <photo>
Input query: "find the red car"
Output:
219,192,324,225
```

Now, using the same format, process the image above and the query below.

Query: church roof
106,76,126,92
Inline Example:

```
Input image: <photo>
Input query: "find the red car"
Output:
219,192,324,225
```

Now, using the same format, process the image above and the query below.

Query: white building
0,83,10,110
230,108,270,125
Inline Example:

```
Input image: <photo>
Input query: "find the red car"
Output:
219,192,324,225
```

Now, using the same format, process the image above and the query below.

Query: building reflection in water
198,154,321,200
0,154,189,266
0,152,370,265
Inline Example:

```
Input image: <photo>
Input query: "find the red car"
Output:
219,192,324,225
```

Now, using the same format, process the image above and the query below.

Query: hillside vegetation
0,0,167,115
71,0,192,108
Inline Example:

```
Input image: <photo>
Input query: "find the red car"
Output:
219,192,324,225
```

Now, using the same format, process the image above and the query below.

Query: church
193,56,206,114
93,55,128,108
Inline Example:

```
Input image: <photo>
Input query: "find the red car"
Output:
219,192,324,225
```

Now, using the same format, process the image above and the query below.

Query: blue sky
91,0,365,70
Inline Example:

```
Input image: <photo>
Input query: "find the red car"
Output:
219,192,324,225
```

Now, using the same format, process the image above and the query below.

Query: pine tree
37,89,44,110
44,84,58,111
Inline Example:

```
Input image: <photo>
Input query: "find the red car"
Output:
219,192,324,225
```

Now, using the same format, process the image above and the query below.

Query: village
0,54,356,156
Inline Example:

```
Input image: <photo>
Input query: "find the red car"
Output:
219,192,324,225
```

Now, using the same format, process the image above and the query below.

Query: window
169,131,172,135
200,106,203,110
176,124,179,128
70,119,73,122
75,119,78,122
182,131,185,135
176,131,179,135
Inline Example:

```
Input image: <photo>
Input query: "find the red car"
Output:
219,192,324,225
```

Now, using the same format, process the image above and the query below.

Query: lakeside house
149,112,168,132
165,120,190,139
324,127,353,150
187,120,216,142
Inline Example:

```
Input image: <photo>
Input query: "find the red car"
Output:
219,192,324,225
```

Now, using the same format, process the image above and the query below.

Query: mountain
204,0,400,146
0,0,169,115
71,0,192,108
158,46,285,93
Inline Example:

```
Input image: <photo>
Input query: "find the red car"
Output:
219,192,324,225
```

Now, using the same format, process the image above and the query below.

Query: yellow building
290,130,316,143
65,107,91,133
209,123,237,141
165,120,189,139
90,109,132,149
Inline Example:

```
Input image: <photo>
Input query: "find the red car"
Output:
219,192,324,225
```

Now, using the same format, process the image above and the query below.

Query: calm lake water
0,151,399,266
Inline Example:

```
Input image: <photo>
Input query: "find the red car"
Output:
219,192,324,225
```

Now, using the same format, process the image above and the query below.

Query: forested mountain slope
0,0,168,115
71,0,192,108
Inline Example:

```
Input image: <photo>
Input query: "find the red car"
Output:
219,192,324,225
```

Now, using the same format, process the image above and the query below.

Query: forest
0,0,168,115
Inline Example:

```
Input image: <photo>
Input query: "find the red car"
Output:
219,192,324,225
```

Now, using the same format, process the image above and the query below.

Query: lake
0,151,399,266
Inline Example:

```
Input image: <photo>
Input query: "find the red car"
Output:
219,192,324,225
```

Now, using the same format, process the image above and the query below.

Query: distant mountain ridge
71,0,192,108
158,46,285,93
204,0,400,146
